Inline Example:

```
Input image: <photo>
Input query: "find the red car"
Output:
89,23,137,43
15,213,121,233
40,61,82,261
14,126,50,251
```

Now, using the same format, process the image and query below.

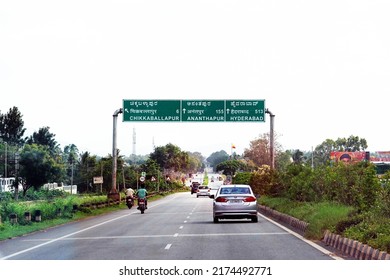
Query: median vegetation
234,163,390,253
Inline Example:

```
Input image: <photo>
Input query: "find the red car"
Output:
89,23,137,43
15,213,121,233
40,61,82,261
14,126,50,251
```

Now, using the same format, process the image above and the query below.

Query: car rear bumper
213,210,258,219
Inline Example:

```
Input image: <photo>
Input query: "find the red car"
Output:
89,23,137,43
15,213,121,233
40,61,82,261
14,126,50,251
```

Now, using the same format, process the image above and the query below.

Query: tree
77,152,98,193
26,126,60,155
187,151,205,174
216,160,243,176
335,135,368,152
19,144,65,194
292,149,305,164
275,150,293,172
314,135,368,166
149,143,189,173
0,106,26,146
63,144,79,164
313,139,336,166
95,155,115,193
139,159,164,191
243,133,282,167
207,150,229,170
63,144,79,185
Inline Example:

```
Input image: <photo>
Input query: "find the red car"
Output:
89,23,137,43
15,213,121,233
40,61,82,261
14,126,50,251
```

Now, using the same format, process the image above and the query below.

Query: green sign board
225,100,265,122
123,100,181,122
181,100,225,122
123,99,265,122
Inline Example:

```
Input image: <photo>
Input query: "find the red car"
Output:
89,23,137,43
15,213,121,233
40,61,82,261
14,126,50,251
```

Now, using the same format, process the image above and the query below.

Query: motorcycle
125,196,134,209
138,197,146,214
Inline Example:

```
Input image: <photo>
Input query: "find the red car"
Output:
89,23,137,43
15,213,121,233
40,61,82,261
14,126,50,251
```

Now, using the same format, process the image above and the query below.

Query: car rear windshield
199,186,208,189
220,187,250,194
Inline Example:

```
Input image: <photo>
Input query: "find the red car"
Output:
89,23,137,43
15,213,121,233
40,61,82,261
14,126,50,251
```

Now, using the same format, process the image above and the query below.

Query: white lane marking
258,212,344,260
177,232,289,237
165,244,172,250
186,216,190,219
184,220,187,223
21,234,178,241
1,194,179,260
1,212,136,260
179,226,184,230
21,232,289,242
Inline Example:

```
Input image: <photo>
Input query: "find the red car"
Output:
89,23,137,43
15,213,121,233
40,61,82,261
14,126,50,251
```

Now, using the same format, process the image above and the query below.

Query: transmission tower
132,127,136,157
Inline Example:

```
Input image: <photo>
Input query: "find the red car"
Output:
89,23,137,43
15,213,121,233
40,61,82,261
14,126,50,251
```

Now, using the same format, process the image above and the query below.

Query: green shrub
250,165,281,196
334,215,363,234
23,188,68,201
233,172,251,185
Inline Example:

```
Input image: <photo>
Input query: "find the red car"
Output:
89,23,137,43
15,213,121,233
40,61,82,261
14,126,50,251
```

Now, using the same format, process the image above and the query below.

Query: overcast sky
1,0,389,158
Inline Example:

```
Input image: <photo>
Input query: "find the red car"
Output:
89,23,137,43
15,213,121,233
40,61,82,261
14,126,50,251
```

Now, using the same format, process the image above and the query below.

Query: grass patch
0,190,183,241
259,196,354,239
0,203,125,241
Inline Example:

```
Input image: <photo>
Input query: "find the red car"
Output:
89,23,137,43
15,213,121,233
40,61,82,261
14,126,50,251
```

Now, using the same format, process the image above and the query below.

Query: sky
1,0,390,159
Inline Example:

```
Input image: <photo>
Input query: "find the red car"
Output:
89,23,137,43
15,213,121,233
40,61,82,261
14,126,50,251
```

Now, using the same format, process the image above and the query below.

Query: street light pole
108,108,123,201
265,109,275,169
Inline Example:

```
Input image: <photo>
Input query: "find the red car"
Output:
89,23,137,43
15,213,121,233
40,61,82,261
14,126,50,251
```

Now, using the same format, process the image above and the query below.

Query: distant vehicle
191,182,200,194
196,185,210,198
374,162,390,177
213,184,258,223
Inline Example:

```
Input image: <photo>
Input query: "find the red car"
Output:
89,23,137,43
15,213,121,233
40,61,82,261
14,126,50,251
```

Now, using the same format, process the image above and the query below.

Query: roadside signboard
93,176,103,184
123,99,265,122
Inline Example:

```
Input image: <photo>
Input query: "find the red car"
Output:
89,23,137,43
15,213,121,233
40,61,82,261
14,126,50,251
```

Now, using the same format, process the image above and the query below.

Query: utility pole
70,161,74,194
266,109,275,169
311,146,314,169
4,141,7,178
100,162,103,193
14,152,19,200
108,108,123,201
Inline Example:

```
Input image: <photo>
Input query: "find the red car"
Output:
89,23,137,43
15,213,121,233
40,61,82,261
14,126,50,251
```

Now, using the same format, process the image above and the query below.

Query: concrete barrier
323,230,390,260
258,204,390,260
24,212,31,222
257,204,309,233
9,213,17,224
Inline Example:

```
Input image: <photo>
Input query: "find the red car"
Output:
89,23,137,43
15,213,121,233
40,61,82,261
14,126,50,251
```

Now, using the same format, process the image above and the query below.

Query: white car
213,184,258,223
196,185,210,197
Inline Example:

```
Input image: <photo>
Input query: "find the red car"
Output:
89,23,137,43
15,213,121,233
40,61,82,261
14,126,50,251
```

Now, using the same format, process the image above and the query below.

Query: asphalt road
0,192,338,260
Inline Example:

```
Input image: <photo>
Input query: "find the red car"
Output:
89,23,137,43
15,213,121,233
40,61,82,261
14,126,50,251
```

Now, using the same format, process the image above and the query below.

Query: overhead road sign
226,100,265,122
123,100,181,122
123,99,265,122
182,100,226,122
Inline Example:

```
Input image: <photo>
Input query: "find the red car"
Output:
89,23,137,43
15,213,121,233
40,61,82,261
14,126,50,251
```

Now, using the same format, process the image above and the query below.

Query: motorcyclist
124,187,135,199
135,185,148,209
124,187,135,207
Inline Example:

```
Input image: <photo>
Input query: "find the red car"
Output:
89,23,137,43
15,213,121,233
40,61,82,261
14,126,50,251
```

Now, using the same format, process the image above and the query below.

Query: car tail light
215,197,228,202
243,196,256,202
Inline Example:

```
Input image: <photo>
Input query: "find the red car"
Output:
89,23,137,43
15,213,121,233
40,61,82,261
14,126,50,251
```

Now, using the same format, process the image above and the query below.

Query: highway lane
0,192,338,260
